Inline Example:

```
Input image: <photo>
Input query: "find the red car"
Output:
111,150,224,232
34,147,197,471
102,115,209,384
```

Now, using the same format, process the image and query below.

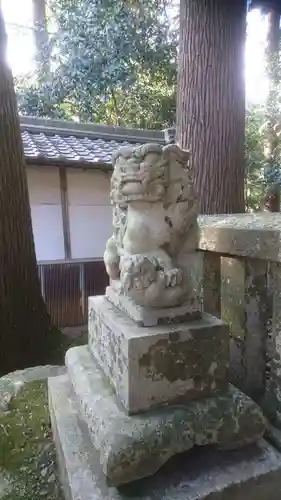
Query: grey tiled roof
20,117,165,168
21,130,141,165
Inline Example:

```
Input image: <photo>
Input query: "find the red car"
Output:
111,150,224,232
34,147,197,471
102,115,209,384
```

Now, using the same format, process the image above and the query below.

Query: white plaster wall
67,169,112,259
27,165,61,204
26,166,65,261
67,169,111,206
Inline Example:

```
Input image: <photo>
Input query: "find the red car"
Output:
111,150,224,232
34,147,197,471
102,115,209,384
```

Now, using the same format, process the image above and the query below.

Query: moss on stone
0,380,62,500
0,333,88,499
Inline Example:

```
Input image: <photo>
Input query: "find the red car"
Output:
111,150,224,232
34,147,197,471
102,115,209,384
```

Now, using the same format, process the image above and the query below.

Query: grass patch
0,380,62,500
0,332,88,500
0,333,89,499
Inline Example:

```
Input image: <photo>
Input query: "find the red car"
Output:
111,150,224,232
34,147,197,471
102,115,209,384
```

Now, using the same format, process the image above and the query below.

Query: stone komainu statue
104,143,199,308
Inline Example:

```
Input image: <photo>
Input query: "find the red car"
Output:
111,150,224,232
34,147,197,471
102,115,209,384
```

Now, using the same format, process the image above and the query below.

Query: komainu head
110,143,190,205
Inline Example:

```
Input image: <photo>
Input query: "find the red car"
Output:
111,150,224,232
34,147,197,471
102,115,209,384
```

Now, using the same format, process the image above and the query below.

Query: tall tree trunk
32,0,50,77
268,8,280,52
0,8,59,375
176,0,246,214
263,6,281,209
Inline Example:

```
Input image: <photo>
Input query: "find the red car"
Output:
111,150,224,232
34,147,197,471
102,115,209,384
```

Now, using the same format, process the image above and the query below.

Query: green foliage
16,0,177,129
263,52,281,183
245,50,281,212
16,2,281,210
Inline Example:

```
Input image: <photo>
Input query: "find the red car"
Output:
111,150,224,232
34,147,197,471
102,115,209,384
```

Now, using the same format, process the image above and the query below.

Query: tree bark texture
32,0,50,76
267,7,280,56
0,9,55,375
176,0,246,214
265,7,281,175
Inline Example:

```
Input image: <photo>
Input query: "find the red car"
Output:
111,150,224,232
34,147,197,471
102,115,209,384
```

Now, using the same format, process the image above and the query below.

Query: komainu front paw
164,267,183,287
120,254,157,292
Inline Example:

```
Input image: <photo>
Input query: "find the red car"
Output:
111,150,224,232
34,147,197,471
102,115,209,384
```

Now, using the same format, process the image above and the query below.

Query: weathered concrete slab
88,296,229,412
49,373,281,500
263,261,281,426
220,257,269,398
65,346,265,486
106,285,202,327
0,365,66,413
202,251,221,318
198,213,281,262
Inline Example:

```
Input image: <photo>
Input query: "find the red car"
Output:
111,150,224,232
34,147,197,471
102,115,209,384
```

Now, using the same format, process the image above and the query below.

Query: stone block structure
49,144,281,499
199,213,281,419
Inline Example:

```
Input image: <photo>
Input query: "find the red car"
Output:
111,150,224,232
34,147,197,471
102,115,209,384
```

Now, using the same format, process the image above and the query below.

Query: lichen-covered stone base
49,372,281,500
65,345,266,487
88,296,229,413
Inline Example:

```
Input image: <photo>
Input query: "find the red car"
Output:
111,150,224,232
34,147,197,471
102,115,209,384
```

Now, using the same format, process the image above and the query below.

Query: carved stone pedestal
88,296,228,413
48,296,272,497
48,143,279,499
49,373,281,500
64,343,266,487
49,376,281,500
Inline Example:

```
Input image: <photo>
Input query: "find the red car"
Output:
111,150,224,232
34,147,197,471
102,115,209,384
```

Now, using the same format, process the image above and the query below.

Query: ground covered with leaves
0,380,63,500
0,331,88,500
